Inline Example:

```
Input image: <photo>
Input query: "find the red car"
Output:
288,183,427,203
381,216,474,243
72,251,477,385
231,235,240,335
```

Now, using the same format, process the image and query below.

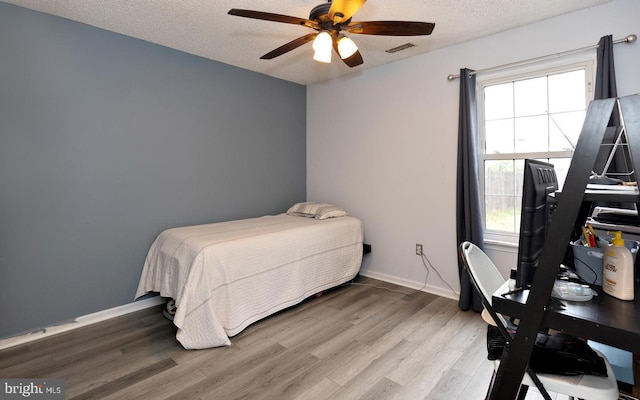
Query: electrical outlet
416,243,423,256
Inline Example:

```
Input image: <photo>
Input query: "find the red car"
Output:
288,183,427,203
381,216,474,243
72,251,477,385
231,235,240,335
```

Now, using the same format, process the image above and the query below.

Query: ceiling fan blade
332,38,364,68
346,21,435,36
260,33,318,60
328,0,366,24
228,9,319,30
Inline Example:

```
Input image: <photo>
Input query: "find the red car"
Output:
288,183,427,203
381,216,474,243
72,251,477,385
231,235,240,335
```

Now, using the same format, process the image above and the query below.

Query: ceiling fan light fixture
313,50,331,63
312,31,333,63
228,4,435,69
337,36,358,59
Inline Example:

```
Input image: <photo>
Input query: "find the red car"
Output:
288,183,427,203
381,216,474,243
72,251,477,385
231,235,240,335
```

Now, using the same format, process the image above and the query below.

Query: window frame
477,56,596,246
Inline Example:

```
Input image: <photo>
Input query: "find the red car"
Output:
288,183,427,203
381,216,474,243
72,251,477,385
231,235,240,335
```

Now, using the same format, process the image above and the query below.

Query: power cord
348,249,458,297
419,250,459,297
348,282,413,295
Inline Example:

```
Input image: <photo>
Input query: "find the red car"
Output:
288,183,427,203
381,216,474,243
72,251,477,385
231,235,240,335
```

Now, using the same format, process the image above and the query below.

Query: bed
134,203,364,349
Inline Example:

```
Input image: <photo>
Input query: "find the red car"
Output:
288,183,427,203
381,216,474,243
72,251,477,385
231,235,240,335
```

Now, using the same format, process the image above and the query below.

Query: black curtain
595,35,618,105
593,34,627,177
456,68,483,312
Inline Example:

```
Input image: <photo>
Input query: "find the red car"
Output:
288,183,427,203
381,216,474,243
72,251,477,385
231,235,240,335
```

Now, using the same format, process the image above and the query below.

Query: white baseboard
0,272,459,351
359,270,460,301
0,296,165,351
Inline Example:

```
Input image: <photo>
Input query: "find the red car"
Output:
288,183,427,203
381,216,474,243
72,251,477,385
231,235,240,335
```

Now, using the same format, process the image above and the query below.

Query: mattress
135,213,363,349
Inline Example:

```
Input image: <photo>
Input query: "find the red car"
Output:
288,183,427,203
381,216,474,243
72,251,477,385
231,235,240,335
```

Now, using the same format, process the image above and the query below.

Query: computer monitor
516,159,559,288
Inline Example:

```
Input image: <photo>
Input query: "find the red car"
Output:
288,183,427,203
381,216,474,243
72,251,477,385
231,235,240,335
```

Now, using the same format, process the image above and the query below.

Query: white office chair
459,241,619,400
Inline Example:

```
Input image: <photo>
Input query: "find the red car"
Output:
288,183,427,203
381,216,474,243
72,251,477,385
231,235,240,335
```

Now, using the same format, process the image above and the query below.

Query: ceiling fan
228,0,435,67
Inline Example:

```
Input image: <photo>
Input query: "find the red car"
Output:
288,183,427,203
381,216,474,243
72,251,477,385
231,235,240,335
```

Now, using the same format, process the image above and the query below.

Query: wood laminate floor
0,277,574,399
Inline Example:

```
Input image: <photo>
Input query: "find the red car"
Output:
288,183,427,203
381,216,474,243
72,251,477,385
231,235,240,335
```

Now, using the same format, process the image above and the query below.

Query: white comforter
135,214,363,349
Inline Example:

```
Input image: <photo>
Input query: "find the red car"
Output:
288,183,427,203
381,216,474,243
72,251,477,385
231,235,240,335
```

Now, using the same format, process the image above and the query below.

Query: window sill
484,239,518,248
484,238,518,254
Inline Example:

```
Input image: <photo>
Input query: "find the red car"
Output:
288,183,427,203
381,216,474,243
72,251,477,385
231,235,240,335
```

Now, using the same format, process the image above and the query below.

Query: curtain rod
447,34,637,81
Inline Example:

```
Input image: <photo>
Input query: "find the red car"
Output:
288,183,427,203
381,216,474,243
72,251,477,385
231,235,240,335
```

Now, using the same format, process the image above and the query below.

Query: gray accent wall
0,3,306,339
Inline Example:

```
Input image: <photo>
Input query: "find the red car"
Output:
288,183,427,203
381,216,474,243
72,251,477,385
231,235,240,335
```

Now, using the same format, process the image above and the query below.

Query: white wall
307,0,640,298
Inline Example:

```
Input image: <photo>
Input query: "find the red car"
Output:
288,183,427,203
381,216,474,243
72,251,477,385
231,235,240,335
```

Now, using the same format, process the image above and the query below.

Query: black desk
485,96,640,398
489,282,640,399
492,282,640,354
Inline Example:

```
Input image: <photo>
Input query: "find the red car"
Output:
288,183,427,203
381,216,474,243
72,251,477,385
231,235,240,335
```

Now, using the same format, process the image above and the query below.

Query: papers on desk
589,206,640,235
586,184,639,195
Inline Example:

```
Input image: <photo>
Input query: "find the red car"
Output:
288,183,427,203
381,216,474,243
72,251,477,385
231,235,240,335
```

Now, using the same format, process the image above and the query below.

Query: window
478,60,594,243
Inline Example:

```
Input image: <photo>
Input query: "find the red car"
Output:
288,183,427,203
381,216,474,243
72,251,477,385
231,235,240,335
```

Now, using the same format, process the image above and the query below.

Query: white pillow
286,202,348,220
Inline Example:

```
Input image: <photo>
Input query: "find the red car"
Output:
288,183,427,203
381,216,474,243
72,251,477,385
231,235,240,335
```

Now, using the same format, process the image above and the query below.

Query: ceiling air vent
385,43,416,53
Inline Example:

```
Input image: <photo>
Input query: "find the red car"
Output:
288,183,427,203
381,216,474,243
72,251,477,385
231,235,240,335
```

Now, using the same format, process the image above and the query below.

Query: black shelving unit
488,95,640,399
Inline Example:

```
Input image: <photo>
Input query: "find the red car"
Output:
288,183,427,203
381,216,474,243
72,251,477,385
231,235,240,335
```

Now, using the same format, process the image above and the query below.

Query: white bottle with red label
602,231,634,301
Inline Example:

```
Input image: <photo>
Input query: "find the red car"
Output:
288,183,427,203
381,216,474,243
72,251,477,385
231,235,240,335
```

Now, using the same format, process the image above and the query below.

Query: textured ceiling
2,0,613,85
